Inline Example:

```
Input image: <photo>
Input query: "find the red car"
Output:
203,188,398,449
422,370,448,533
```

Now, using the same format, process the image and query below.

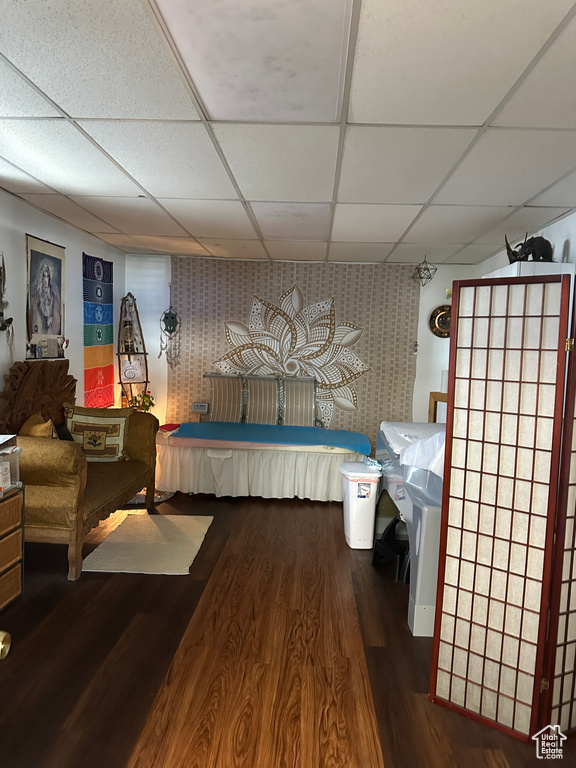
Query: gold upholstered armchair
0,360,159,580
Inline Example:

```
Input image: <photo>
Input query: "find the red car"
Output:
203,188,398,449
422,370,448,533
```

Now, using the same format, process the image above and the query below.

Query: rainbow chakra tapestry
83,253,114,407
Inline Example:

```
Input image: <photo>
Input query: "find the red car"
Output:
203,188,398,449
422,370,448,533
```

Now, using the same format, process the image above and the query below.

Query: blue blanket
173,421,371,455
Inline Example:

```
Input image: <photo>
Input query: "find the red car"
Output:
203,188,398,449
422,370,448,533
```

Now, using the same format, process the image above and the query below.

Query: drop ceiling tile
157,0,352,122
199,238,269,259
474,206,572,245
328,242,394,262
0,0,199,120
96,233,156,253
530,169,576,206
267,241,327,261
493,18,576,128
69,196,187,236
405,205,511,243
251,202,331,240
444,244,503,264
212,124,340,201
348,0,575,125
157,199,256,238
80,121,237,199
386,243,463,264
338,126,476,204
0,58,60,117
332,204,422,242
122,236,211,256
21,193,120,233
434,129,576,206
0,157,54,194
0,119,143,196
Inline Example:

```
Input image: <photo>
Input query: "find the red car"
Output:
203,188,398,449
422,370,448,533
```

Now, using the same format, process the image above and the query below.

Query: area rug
82,514,213,575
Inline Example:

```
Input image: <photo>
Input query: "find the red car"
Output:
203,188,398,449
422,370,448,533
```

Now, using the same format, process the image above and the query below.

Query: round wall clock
429,305,451,338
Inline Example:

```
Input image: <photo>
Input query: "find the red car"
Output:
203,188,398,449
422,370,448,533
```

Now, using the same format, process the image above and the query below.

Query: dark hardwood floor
0,493,573,767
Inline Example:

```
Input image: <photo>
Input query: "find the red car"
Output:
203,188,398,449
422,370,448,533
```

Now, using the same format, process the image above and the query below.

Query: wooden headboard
0,360,77,434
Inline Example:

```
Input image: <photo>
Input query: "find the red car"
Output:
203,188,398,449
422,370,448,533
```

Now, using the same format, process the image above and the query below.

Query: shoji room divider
429,273,576,740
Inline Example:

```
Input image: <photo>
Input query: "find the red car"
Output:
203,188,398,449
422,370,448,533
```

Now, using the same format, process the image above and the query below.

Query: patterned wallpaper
167,258,420,448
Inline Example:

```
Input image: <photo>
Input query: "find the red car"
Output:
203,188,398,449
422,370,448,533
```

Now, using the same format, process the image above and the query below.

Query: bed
156,375,371,502
156,422,370,501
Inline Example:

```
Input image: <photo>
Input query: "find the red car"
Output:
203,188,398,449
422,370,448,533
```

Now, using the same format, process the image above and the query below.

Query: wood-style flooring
0,493,573,767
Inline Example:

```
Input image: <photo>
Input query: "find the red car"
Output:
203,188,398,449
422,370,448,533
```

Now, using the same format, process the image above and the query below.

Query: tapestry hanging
83,253,114,408
26,235,66,359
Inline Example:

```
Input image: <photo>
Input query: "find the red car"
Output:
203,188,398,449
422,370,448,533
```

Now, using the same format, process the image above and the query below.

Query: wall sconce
412,255,437,286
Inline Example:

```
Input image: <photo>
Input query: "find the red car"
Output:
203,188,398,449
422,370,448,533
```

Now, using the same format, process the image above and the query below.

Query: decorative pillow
19,413,57,439
63,403,132,462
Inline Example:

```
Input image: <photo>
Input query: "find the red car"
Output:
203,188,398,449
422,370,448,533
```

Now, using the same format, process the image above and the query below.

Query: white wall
412,264,475,422
125,254,170,425
0,187,125,403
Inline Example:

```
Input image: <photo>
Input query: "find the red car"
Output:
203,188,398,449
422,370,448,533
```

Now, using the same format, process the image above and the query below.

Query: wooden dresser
0,486,23,612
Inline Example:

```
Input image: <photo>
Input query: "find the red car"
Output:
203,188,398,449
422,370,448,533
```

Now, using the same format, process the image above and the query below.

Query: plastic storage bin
339,462,382,549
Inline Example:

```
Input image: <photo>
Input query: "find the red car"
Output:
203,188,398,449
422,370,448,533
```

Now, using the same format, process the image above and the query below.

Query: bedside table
0,486,24,612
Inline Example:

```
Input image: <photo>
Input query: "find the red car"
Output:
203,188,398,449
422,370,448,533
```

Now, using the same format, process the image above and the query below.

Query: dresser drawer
0,562,21,611
0,529,22,573
0,493,23,537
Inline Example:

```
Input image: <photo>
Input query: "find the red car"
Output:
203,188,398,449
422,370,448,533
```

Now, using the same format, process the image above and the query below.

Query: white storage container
339,462,382,549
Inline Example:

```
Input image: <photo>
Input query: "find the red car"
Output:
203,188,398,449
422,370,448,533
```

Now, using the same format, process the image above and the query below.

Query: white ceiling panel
122,235,210,256
156,0,352,122
530,169,576,206
21,194,120,234
158,199,257,239
1,2,575,265
338,126,477,204
0,0,199,120
474,206,572,245
267,241,327,261
212,124,340,202
0,119,143,196
435,129,576,206
386,243,464,264
79,121,237,199
328,242,394,262
0,57,60,117
332,204,422,242
0,158,54,195
69,196,188,236
251,202,331,240
493,17,576,129
404,205,513,244
443,244,502,264
97,233,159,253
199,238,269,259
348,0,575,125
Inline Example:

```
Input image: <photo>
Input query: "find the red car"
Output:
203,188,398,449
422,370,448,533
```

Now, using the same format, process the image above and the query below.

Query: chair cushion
19,413,57,439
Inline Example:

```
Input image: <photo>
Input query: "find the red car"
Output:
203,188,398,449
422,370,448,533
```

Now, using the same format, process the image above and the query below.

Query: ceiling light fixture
412,255,437,286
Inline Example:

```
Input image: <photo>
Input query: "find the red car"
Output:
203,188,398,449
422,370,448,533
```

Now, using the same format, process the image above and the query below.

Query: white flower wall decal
213,284,371,426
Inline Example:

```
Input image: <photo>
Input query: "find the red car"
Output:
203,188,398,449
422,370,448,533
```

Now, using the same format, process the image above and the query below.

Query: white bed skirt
156,443,364,502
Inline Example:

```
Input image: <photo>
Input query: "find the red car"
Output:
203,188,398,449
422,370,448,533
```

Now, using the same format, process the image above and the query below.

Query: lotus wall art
214,284,370,427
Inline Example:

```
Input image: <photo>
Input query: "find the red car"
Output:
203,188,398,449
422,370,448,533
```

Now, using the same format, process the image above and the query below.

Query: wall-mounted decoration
158,284,181,368
428,305,451,338
117,292,149,406
83,253,114,408
213,284,370,427
0,253,14,364
26,235,65,359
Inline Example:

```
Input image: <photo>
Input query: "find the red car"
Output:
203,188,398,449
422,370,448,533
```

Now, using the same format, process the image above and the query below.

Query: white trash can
339,462,382,549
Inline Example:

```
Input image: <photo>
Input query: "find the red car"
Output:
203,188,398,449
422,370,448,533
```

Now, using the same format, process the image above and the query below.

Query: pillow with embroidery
64,404,132,462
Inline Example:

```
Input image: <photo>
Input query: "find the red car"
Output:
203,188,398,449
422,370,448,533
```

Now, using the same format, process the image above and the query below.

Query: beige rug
83,514,213,575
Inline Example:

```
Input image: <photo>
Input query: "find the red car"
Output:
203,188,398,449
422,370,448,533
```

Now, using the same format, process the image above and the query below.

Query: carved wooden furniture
0,486,23,611
0,360,159,580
